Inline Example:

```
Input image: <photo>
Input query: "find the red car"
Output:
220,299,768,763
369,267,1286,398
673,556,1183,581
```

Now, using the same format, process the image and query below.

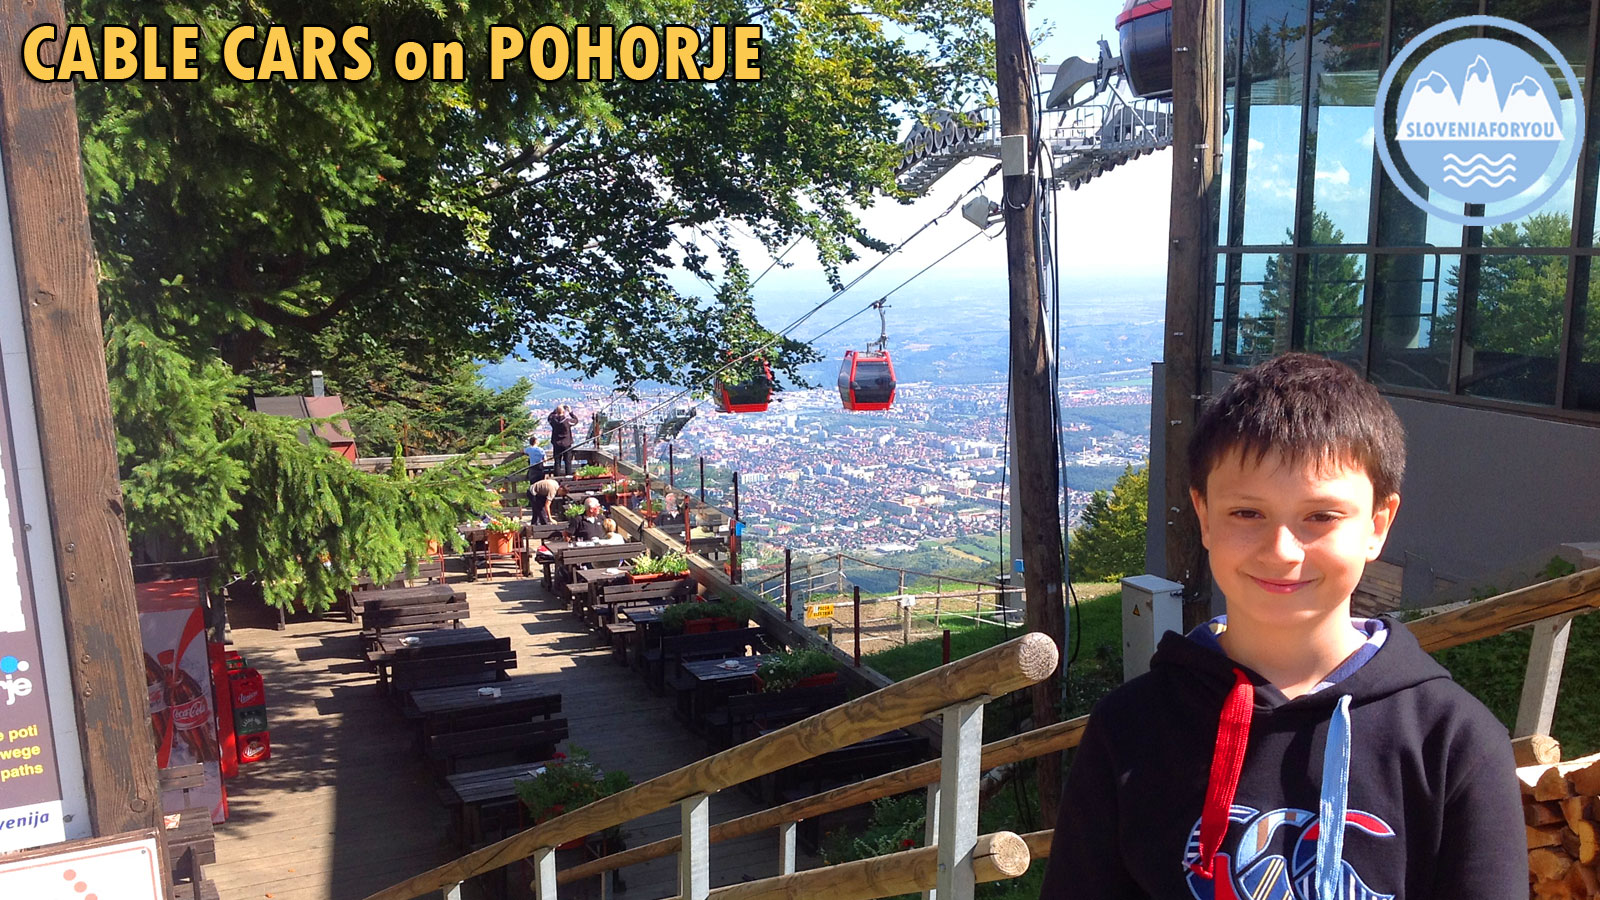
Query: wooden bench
555,542,644,610
358,584,469,645
706,683,849,748
426,717,570,774
403,679,562,736
391,644,516,695
169,882,222,900
159,764,216,893
768,729,926,806
587,577,694,629
647,627,770,693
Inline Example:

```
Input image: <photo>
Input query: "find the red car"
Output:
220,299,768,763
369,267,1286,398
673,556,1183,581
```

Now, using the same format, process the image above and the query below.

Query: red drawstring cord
1190,668,1254,883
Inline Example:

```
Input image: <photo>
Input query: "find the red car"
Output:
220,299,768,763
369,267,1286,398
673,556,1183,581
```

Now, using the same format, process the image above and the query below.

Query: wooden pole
992,0,1068,825
0,0,161,836
854,585,862,667
731,471,740,584
1164,0,1222,628
943,630,952,665
785,548,793,621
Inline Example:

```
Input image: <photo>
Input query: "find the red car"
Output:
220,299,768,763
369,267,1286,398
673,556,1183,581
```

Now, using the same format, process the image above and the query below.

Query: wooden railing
550,563,1600,891
361,632,1059,900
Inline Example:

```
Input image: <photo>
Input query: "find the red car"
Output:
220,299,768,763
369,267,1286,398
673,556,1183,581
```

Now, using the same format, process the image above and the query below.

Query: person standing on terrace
548,403,578,476
1040,353,1524,899
529,475,565,525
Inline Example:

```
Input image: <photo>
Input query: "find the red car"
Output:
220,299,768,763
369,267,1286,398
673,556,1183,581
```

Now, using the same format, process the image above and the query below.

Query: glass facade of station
1210,0,1600,418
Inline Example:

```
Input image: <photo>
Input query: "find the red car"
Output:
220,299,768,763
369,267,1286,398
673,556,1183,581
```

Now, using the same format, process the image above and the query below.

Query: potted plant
604,476,636,501
638,497,664,523
486,514,519,555
574,464,612,479
756,646,839,692
513,747,633,850
563,501,585,522
661,596,753,634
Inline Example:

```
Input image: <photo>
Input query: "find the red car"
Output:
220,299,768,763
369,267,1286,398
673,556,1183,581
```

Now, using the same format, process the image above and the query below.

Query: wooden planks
209,572,804,900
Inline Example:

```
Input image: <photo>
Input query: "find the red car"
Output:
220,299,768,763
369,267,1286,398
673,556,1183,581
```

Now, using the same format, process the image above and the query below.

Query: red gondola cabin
838,350,897,411
715,359,774,413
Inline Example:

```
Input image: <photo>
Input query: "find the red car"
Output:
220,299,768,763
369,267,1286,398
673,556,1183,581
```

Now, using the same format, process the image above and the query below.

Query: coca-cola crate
229,669,265,708
238,733,271,765
234,706,268,735
224,650,247,672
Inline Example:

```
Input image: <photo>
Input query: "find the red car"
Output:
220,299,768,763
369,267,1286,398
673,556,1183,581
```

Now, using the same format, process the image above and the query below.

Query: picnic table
368,625,498,686
622,605,667,671
405,676,562,738
674,654,770,727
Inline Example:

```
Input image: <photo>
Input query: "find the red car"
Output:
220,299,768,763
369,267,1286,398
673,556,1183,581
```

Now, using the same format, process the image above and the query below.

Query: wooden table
369,625,498,685
623,606,667,672
676,654,769,727
406,676,561,736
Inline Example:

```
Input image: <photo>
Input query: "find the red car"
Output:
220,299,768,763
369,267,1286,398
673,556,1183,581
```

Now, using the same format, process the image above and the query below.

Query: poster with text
0,365,65,852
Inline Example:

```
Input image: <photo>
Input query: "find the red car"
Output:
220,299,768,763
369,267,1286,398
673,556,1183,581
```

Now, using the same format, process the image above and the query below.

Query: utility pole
1165,0,1223,627
992,0,1067,824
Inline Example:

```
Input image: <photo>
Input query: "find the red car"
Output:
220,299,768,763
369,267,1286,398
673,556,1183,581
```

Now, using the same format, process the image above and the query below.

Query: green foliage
629,551,691,577
1068,465,1149,583
1238,212,1363,362
575,465,613,479
639,497,665,514
513,746,633,841
73,0,995,397
563,502,586,521
820,793,925,869
660,596,753,632
756,646,838,692
486,515,519,535
108,323,506,611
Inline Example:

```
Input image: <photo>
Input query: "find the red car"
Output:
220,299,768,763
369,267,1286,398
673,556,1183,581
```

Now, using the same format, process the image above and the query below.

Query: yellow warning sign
806,603,835,619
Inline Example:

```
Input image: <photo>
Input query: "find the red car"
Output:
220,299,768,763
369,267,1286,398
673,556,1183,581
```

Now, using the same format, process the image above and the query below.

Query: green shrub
660,596,754,633
575,464,611,478
757,646,837,692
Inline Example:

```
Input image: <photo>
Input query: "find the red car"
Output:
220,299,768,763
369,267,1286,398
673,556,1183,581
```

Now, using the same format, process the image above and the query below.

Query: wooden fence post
1515,613,1575,737
532,846,557,899
936,698,986,900
680,793,710,900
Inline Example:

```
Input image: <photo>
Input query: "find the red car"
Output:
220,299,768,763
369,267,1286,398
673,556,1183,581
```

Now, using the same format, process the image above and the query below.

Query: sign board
0,828,164,899
805,603,835,620
0,320,64,851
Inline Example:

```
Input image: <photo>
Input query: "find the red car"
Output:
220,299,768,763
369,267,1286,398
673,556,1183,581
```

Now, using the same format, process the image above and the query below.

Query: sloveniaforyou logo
1375,16,1583,227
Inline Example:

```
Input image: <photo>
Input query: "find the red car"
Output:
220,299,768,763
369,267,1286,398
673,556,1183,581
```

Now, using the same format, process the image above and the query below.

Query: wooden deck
209,570,813,900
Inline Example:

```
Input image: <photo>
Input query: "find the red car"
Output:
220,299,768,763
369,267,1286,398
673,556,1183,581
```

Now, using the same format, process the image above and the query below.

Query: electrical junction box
1120,574,1184,682
1000,134,1029,176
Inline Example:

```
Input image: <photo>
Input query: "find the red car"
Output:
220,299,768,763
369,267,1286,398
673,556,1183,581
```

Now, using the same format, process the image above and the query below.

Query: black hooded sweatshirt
1039,618,1526,899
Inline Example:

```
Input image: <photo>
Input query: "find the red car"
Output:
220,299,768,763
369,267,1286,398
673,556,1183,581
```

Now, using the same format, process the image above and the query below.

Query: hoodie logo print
1182,804,1396,900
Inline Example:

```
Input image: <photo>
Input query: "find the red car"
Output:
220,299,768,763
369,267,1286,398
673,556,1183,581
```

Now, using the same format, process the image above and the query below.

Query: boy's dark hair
1188,353,1406,501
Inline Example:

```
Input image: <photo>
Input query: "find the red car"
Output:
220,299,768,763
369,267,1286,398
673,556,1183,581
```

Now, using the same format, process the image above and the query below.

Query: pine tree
1068,465,1150,583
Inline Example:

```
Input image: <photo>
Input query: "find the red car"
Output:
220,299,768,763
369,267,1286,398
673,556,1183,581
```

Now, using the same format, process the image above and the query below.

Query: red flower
552,752,567,760
900,838,916,849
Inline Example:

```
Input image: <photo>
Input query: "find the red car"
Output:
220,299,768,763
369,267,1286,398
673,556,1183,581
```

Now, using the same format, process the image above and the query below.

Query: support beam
1163,0,1223,627
778,821,797,876
1515,614,1574,737
936,698,986,900
680,794,711,900
532,847,556,900
0,0,160,837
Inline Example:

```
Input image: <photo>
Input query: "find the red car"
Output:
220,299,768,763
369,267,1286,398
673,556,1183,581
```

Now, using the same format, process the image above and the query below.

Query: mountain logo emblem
1374,16,1583,227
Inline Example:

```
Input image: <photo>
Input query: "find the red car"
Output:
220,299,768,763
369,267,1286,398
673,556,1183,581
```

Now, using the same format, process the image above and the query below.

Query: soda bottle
159,649,218,762
144,653,171,763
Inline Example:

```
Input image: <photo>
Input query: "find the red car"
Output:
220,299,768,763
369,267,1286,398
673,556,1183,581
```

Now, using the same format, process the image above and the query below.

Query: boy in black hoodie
1040,353,1525,899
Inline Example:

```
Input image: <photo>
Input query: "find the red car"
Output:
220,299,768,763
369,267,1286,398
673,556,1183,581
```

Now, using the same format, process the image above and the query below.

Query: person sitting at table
570,497,607,540
597,518,626,544
529,476,565,525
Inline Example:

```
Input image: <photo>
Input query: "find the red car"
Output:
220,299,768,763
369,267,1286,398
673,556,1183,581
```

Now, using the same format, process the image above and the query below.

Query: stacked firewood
1520,740,1600,900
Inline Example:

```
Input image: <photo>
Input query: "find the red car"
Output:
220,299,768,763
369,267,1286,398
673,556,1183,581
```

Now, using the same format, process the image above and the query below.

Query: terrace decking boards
208,569,811,900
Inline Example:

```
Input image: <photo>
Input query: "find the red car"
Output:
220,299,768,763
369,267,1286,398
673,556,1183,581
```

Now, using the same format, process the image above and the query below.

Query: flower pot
535,806,586,850
794,671,839,689
487,531,515,555
712,617,741,632
683,618,716,635
641,510,660,524
425,538,444,556
630,572,669,584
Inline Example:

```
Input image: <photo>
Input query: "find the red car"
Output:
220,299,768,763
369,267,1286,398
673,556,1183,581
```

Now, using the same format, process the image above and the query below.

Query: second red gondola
838,349,896,411
714,359,774,413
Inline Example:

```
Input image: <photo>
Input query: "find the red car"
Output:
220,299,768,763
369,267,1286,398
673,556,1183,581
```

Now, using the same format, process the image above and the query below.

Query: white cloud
1358,126,1375,149
1315,162,1351,186
1248,137,1265,153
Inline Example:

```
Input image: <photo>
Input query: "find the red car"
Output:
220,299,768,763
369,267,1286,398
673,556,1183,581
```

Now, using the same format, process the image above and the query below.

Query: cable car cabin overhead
1117,0,1172,99
714,359,774,413
838,350,896,411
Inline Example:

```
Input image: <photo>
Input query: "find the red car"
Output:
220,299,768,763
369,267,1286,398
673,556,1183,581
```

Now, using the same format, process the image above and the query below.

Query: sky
677,0,1173,336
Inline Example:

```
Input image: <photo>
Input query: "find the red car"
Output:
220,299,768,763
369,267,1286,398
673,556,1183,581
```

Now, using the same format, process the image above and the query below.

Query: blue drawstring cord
1317,694,1353,900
